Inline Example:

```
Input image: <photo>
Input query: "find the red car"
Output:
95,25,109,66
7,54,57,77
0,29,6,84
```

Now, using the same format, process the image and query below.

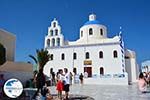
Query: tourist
52,72,56,86
70,72,73,85
40,86,53,100
56,69,64,100
79,73,84,84
64,68,70,100
33,70,38,88
0,74,5,98
147,72,150,86
138,72,147,93
46,87,53,100
50,68,56,86
32,69,46,99
84,71,88,78
56,71,59,82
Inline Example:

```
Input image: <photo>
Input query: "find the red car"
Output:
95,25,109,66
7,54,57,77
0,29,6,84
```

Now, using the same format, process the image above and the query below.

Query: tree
29,54,38,71
0,43,6,65
29,54,38,64
29,49,50,72
36,49,50,71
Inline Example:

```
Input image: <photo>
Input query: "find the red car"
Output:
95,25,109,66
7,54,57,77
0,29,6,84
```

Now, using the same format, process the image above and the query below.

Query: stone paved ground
1,84,150,100
51,94,94,100
49,84,150,100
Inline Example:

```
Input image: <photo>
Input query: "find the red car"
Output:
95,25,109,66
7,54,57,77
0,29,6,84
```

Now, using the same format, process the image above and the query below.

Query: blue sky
0,0,150,65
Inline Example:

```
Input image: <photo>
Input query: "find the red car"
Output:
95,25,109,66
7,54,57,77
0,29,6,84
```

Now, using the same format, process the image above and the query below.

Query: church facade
43,14,139,85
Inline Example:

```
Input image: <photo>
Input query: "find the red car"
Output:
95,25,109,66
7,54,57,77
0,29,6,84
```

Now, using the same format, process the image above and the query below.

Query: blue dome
84,20,100,26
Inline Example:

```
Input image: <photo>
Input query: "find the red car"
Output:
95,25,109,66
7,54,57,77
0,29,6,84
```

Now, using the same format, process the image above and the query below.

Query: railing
90,74,125,78
113,74,125,78
100,74,112,78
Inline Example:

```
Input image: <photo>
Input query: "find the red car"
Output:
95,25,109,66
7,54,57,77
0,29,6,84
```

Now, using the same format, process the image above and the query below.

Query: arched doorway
73,67,77,75
84,67,92,77
100,67,104,75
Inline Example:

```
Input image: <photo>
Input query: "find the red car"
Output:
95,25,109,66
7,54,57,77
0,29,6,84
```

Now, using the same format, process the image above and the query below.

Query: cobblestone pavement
51,94,94,100
49,84,150,100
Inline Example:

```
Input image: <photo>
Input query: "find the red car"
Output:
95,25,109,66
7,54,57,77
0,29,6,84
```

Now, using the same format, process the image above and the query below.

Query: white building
44,14,138,85
141,60,150,73
125,49,139,83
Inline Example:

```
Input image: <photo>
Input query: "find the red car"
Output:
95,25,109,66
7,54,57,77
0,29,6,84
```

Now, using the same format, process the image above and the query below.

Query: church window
81,31,83,37
50,54,53,60
53,22,56,27
57,38,60,46
100,29,103,36
73,68,77,74
100,67,104,75
55,29,58,35
61,53,65,60
89,28,93,35
47,39,50,47
113,50,118,58
52,38,55,47
50,30,53,36
73,52,77,60
122,69,125,72
85,52,90,59
99,51,103,58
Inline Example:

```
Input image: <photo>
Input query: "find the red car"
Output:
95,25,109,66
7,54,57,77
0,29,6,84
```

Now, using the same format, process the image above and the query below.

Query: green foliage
29,49,50,71
0,43,6,65
36,49,50,70
29,54,38,64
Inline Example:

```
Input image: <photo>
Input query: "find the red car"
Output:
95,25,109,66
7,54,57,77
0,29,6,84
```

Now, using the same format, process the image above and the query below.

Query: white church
44,14,139,85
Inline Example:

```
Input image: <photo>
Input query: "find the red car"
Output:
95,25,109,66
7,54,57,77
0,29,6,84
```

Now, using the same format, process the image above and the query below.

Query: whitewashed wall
44,43,124,77
125,58,138,83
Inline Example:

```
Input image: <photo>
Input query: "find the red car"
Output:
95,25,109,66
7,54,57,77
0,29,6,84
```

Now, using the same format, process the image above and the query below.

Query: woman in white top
138,72,147,93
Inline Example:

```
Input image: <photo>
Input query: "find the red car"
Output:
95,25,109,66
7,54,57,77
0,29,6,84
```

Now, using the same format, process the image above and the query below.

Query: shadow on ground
1,94,94,100
52,94,94,100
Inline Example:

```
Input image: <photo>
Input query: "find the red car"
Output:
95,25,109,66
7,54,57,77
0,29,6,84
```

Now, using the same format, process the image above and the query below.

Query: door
84,67,92,77
100,67,104,75
73,67,77,75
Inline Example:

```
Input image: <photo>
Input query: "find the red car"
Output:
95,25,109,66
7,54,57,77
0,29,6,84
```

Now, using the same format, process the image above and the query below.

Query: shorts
64,84,70,92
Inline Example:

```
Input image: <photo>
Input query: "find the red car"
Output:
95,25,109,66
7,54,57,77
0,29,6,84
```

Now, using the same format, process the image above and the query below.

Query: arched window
100,67,104,75
89,28,93,35
73,52,77,60
73,67,77,74
122,69,125,72
52,38,55,47
50,54,53,60
100,29,103,36
85,52,90,59
61,53,65,60
47,39,50,47
53,22,56,27
50,30,53,36
113,50,118,58
81,31,83,37
57,38,60,46
99,51,103,58
55,29,58,35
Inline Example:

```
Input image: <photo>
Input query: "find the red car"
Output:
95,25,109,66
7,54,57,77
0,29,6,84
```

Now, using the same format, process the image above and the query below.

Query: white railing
90,74,125,78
